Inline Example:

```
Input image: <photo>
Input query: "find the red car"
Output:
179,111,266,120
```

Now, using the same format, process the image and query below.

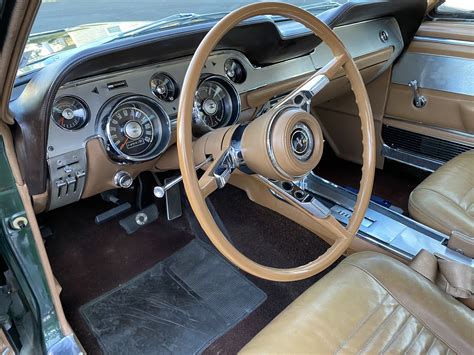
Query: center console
291,173,473,266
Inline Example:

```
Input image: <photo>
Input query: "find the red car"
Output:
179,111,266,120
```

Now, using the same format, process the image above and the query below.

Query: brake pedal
119,204,159,235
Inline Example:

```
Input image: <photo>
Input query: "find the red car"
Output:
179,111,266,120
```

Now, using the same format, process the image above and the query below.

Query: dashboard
44,17,403,210
11,0,428,212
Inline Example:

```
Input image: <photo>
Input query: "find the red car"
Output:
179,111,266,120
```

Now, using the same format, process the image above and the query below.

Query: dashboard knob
114,171,133,188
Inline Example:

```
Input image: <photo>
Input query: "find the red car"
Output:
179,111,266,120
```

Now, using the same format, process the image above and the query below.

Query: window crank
153,156,213,198
408,80,427,108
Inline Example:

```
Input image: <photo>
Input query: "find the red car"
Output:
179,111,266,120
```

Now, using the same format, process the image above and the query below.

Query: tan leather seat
240,252,474,354
409,150,474,237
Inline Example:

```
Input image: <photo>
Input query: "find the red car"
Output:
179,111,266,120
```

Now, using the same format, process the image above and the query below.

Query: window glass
435,0,474,19
19,0,349,77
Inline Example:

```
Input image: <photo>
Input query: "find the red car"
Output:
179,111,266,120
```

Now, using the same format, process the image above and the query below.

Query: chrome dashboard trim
413,35,474,47
392,52,474,96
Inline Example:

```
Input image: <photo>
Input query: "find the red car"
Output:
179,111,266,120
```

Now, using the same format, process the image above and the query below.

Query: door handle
408,80,427,108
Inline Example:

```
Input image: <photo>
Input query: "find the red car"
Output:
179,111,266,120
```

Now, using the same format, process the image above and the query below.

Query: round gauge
150,73,179,102
224,58,246,84
105,96,171,161
52,96,89,130
193,76,240,134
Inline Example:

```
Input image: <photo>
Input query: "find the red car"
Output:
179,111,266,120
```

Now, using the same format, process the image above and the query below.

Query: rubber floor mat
80,240,266,354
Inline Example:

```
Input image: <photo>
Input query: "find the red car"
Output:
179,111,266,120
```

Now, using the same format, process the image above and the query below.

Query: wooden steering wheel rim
177,2,376,282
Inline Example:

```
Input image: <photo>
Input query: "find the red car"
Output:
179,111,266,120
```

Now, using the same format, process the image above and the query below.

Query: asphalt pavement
32,0,314,34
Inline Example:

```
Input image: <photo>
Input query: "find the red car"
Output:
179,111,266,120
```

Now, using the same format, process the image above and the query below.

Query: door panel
383,20,474,170
386,84,474,133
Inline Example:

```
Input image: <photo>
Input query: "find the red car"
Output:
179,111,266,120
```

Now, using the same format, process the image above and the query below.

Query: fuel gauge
52,96,90,131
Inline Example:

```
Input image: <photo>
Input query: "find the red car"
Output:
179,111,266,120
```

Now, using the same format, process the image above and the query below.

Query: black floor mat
80,240,267,355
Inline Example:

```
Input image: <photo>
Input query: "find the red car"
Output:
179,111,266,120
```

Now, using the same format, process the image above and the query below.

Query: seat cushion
409,150,474,236
240,252,474,354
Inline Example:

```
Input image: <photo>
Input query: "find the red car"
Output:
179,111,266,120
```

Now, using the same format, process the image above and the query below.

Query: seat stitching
334,293,390,354
356,304,401,354
380,313,411,353
343,262,458,353
403,325,425,354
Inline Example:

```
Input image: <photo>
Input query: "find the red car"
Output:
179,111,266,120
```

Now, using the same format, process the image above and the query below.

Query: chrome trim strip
414,35,474,47
392,53,474,96
382,144,443,172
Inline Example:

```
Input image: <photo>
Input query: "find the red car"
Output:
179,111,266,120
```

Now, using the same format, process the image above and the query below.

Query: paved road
32,0,315,34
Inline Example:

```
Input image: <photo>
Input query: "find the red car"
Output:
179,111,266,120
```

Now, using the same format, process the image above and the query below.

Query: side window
432,0,474,20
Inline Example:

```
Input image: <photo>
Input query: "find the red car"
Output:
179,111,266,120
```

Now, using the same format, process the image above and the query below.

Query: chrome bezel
192,75,241,135
150,72,180,102
51,95,91,131
105,95,171,162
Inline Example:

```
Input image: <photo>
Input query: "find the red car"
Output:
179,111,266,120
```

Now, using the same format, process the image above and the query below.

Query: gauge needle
120,137,129,150
60,117,64,126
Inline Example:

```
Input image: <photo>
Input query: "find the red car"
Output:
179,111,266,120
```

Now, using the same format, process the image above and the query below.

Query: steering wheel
177,2,376,281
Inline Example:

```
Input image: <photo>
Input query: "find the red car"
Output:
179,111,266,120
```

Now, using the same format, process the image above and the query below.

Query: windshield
19,0,348,77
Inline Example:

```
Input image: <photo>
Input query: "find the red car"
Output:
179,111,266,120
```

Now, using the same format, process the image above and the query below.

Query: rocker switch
65,175,77,193
55,179,66,197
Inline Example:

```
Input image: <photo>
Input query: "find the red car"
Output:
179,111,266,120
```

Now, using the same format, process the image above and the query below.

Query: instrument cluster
50,56,246,163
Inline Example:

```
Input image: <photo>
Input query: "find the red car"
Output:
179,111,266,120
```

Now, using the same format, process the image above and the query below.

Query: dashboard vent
382,125,472,163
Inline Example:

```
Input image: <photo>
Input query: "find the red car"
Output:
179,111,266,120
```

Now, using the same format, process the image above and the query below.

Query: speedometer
193,75,240,135
104,96,171,162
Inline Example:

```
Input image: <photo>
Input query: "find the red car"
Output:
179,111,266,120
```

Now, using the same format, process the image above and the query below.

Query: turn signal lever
153,156,213,198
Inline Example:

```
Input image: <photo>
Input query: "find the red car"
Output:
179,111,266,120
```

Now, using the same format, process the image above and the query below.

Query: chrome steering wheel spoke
273,54,348,113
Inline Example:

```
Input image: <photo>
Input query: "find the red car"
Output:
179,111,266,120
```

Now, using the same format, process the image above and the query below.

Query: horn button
290,123,314,161
268,108,323,179
241,108,324,181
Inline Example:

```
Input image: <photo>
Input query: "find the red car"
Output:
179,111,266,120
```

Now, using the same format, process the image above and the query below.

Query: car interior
0,0,472,354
